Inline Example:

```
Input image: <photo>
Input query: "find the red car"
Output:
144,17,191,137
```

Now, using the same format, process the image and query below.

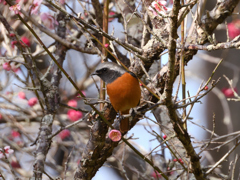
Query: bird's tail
120,110,130,133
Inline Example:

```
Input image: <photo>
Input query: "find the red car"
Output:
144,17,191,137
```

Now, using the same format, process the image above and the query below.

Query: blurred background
0,0,240,179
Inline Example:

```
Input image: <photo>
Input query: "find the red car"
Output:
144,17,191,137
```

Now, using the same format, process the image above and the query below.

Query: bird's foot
129,108,137,120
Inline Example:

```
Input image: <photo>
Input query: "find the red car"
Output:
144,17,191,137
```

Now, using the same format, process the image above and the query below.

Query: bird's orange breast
106,72,141,114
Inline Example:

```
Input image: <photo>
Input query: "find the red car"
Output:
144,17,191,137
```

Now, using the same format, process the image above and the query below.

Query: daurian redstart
93,62,141,132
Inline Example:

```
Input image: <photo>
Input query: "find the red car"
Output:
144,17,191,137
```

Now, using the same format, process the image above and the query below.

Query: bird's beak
91,72,98,76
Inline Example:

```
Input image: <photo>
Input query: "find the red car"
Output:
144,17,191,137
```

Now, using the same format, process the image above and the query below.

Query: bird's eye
102,68,107,71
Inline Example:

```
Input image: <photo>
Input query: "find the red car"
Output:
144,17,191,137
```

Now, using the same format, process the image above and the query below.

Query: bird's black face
94,67,108,76
93,63,126,84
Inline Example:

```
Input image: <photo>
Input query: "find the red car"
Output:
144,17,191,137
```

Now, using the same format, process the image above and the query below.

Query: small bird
93,62,141,132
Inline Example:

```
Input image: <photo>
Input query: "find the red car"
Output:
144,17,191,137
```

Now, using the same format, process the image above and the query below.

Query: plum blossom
228,20,240,40
31,0,43,15
9,4,21,14
40,13,59,29
59,129,71,140
59,0,65,4
11,160,21,168
76,91,86,99
11,130,20,138
0,146,14,159
108,11,115,22
109,130,121,142
67,99,77,107
11,40,18,48
148,0,171,17
151,171,161,178
21,36,31,47
222,87,238,98
12,66,20,73
3,62,11,71
28,97,38,106
9,33,15,37
67,110,82,122
18,92,26,99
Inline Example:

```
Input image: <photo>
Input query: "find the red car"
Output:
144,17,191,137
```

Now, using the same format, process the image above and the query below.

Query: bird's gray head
93,62,126,84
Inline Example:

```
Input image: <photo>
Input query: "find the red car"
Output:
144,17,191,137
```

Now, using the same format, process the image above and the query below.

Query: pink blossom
108,11,115,22
109,129,121,142
11,40,18,48
11,160,21,168
40,13,59,29
9,33,15,37
76,91,86,99
18,92,26,99
228,20,240,40
179,158,184,164
151,171,161,178
148,0,171,17
12,67,20,73
163,135,167,140
21,36,31,47
0,146,14,159
11,130,20,138
6,91,12,95
30,0,43,15
59,0,65,4
67,110,82,122
28,97,38,106
9,4,21,14
104,44,109,48
68,99,77,107
3,62,11,71
222,87,238,98
59,129,70,140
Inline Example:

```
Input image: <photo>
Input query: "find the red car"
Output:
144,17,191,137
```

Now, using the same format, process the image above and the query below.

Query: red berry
163,135,167,139
204,86,208,90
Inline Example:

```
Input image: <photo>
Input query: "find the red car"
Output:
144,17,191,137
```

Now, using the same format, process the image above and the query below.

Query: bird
93,62,141,133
